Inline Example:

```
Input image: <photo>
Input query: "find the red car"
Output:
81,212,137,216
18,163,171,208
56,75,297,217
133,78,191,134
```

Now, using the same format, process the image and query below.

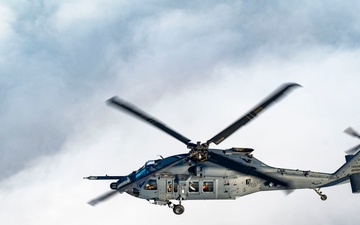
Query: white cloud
0,4,14,38
52,1,106,32
0,3,15,60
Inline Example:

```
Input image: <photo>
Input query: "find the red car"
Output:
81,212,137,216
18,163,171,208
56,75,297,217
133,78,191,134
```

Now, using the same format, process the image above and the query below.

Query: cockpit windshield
135,160,157,179
135,166,146,179
145,160,156,167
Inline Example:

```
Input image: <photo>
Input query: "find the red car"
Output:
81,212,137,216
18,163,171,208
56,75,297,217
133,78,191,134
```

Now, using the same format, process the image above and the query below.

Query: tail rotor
344,127,360,154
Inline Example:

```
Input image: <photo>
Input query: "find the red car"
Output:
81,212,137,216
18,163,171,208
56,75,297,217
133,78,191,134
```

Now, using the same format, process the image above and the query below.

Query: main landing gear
168,200,185,215
173,204,185,215
314,188,327,201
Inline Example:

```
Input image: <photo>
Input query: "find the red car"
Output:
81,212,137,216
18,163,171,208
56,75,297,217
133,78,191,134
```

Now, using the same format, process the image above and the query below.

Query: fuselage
125,148,347,204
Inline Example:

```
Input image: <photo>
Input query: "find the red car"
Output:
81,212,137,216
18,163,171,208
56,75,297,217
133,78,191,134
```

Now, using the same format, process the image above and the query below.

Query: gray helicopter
85,83,360,215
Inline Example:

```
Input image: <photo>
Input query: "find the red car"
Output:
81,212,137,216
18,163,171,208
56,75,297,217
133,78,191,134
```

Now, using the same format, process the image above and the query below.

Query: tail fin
334,151,360,177
334,151,360,193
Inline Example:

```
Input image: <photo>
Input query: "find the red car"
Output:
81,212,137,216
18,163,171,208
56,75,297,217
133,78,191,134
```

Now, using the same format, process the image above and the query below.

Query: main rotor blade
88,190,118,206
107,97,192,146
208,151,289,187
344,127,360,139
207,83,301,145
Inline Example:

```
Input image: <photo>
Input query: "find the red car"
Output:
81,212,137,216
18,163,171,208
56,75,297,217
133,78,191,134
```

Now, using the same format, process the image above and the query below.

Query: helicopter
85,83,360,215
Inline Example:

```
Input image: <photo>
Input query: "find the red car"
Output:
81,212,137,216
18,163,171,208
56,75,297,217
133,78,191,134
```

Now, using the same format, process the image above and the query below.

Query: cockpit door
158,178,177,201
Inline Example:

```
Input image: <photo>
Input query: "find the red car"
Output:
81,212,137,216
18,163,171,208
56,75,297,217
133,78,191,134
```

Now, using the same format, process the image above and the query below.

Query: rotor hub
188,142,209,162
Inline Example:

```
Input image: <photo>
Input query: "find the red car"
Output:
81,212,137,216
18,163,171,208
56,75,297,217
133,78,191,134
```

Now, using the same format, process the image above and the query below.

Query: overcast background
1,0,360,224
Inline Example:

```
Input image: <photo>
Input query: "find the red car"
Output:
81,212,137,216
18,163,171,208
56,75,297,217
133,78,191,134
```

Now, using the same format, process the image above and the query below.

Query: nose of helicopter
110,176,131,190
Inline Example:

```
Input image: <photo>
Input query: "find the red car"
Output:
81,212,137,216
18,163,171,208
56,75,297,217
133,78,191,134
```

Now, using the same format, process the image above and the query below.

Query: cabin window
189,181,199,192
144,179,157,190
202,181,214,192
167,181,172,192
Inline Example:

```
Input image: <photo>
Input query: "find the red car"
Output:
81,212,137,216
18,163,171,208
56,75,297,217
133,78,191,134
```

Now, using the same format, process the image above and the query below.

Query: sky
1,0,360,224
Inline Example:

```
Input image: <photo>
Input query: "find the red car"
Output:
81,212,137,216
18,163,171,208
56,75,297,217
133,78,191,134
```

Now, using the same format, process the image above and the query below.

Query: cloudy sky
1,0,360,224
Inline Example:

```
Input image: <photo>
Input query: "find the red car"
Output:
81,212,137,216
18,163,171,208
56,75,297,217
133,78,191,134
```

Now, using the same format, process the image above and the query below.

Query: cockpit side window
144,179,157,190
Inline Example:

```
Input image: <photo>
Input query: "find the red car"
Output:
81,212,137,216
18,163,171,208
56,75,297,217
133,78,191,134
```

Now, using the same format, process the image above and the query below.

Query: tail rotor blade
345,144,360,155
344,127,360,139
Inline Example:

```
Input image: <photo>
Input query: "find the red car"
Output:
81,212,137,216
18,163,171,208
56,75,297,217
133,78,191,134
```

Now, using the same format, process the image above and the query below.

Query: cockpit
135,160,158,179
144,179,157,190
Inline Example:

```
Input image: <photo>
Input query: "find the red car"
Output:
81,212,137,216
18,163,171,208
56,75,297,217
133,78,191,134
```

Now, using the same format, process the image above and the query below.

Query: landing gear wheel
173,204,185,215
314,188,327,201
320,195,327,201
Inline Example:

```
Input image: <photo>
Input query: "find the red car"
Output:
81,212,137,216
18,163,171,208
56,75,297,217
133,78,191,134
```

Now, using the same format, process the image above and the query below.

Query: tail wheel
173,204,185,215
